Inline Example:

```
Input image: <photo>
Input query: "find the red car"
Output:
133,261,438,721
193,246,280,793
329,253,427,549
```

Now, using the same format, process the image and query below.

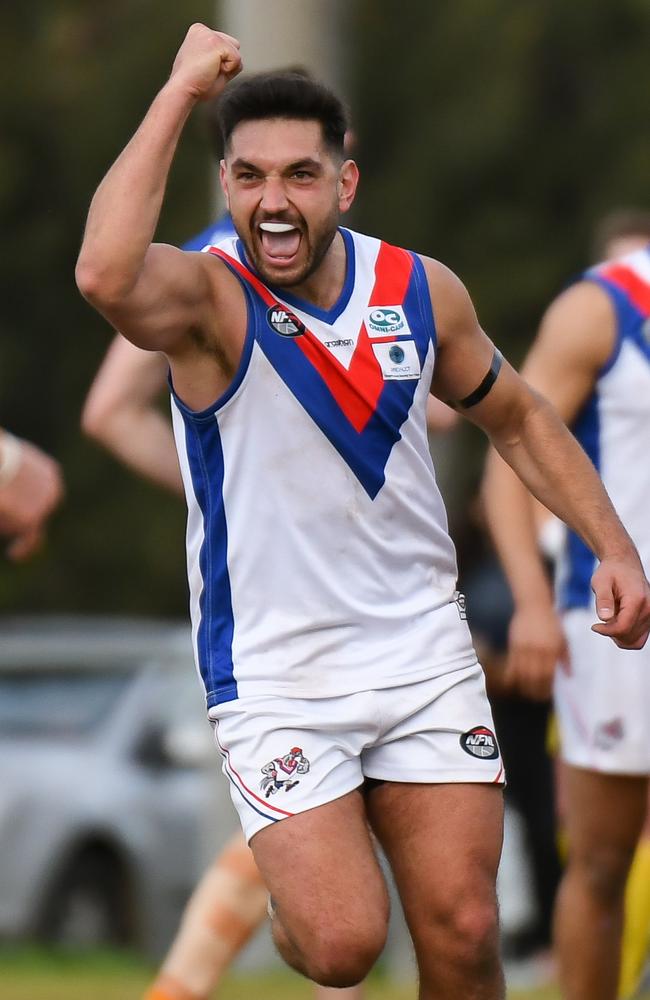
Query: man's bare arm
75,25,241,352
481,283,619,695
82,335,183,495
426,260,650,654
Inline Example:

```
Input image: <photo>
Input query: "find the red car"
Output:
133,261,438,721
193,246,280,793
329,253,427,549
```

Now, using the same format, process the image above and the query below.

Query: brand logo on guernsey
366,306,410,337
460,726,499,760
266,306,305,338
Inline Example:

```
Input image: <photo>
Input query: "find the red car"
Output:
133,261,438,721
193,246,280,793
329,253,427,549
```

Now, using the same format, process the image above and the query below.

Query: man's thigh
250,789,389,944
561,763,648,857
366,782,504,940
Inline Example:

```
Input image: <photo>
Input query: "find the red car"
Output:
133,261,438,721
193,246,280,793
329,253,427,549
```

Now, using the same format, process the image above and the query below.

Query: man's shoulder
532,280,616,376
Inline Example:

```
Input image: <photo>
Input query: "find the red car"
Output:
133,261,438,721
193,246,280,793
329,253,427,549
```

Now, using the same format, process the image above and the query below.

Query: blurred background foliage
1,0,649,613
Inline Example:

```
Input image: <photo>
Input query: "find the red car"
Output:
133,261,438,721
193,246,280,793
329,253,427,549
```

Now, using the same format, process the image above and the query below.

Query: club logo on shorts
266,306,305,338
259,746,310,798
460,726,499,760
594,717,624,751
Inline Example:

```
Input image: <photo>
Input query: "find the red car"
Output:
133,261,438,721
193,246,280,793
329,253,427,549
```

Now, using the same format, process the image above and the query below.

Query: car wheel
38,846,133,948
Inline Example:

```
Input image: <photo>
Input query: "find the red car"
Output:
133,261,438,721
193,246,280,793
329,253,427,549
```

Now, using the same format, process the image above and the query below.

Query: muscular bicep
80,243,215,353
425,258,526,435
426,259,497,406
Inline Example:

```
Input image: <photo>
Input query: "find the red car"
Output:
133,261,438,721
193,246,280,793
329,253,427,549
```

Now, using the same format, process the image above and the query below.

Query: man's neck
280,230,347,310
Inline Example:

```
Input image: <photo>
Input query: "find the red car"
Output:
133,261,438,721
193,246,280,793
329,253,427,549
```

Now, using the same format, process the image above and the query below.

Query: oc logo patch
266,306,305,338
460,726,499,760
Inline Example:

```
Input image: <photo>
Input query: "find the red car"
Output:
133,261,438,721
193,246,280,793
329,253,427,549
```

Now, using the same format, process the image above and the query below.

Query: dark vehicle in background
0,617,216,957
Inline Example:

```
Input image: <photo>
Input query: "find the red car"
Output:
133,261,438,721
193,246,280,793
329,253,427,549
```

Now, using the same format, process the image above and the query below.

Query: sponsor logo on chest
372,339,421,380
365,305,413,338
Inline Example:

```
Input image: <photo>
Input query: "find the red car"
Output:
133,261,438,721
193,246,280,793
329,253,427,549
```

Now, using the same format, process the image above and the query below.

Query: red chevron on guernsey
209,242,414,433
599,262,650,314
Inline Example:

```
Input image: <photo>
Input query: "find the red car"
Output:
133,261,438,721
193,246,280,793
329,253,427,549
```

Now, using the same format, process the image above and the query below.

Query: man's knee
274,913,387,987
306,922,387,987
572,844,636,905
421,893,501,971
451,898,500,965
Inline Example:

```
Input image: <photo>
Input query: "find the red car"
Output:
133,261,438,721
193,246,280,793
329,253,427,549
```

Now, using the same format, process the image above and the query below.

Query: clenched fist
170,23,242,102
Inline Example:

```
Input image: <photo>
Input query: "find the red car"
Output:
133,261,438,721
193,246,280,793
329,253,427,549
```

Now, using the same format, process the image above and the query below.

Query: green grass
0,947,648,1000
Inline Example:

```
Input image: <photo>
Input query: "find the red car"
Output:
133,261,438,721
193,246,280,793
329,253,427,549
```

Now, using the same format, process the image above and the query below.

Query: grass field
1,948,649,1000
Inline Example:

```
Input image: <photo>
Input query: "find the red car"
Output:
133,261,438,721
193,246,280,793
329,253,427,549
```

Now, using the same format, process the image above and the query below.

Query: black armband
453,349,503,409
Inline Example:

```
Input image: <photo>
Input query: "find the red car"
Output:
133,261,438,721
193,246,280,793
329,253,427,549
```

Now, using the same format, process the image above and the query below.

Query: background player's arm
425,394,458,433
425,258,650,652
481,282,616,695
82,335,183,495
0,429,64,561
75,25,241,353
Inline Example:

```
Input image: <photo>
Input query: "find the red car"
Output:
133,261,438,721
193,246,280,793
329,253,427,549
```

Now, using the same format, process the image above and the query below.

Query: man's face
220,118,357,287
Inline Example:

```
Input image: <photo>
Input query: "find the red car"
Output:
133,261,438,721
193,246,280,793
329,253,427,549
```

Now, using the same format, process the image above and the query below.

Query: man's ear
219,159,230,209
337,159,360,214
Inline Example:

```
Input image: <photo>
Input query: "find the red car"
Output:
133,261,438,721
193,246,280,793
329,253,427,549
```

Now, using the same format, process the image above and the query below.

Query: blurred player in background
483,209,650,1000
76,25,650,998
0,427,63,561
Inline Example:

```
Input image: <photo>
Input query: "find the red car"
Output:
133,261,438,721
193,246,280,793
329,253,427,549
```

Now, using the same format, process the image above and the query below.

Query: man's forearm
490,393,638,566
482,448,555,608
90,407,183,496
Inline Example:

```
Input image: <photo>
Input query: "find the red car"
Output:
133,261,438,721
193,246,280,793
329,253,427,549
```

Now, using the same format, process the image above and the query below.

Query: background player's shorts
556,606,650,774
208,661,504,842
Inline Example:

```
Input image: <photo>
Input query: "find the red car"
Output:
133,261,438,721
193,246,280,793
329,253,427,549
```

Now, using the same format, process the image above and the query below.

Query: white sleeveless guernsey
170,228,474,708
557,244,650,609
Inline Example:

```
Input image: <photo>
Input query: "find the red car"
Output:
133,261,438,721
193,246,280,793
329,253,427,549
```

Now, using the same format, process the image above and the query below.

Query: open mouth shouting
258,220,303,271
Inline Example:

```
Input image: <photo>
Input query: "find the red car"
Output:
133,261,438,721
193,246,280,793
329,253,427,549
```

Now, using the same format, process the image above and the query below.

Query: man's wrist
0,432,23,488
595,537,640,566
158,77,203,116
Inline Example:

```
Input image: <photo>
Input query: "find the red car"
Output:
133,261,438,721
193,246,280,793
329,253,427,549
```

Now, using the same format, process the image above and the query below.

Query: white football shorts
208,661,504,843
555,606,650,774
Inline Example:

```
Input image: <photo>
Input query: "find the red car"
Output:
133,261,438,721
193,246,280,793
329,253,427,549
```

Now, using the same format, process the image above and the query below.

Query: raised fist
170,23,242,102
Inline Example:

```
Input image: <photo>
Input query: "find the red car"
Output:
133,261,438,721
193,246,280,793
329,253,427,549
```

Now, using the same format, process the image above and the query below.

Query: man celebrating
76,25,650,999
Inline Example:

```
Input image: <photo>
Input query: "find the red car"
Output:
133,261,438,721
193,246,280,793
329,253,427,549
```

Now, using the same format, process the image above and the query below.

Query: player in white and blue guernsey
484,211,650,1000
77,27,650,999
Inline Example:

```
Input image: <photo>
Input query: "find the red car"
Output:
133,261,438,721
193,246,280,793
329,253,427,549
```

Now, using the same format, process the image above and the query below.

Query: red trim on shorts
215,727,295,818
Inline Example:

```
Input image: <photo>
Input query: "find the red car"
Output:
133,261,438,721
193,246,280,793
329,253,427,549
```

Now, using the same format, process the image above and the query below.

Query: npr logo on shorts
460,726,499,760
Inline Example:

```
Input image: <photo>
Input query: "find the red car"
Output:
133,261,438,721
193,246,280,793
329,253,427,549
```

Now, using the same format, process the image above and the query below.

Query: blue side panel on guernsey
587,275,647,376
182,417,237,706
559,389,601,609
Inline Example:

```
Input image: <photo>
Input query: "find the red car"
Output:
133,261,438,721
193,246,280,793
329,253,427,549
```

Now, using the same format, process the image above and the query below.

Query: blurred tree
0,2,211,613
350,0,650,513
